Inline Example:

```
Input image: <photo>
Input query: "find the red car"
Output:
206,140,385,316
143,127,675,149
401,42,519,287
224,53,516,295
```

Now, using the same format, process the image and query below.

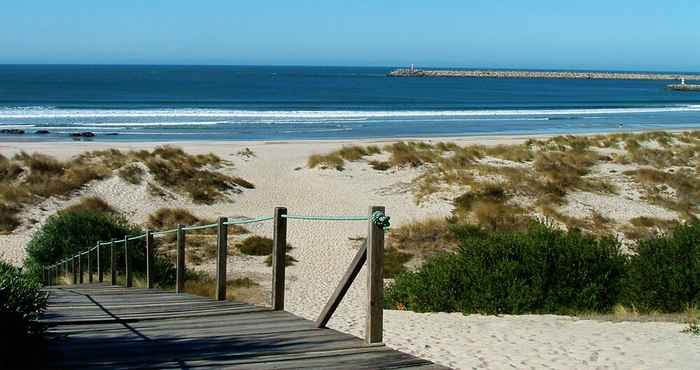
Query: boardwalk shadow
42,285,440,369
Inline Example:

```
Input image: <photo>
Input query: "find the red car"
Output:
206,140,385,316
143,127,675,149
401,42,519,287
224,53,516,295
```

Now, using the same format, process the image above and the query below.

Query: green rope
182,223,217,231
282,215,368,221
371,211,391,230
224,216,274,225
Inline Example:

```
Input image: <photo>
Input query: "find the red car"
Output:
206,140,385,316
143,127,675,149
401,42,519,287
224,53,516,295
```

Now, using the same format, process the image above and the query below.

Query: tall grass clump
623,222,700,312
386,222,627,314
0,260,48,368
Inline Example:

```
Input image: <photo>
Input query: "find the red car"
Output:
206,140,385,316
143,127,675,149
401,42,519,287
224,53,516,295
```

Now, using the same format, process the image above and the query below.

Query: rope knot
371,211,391,230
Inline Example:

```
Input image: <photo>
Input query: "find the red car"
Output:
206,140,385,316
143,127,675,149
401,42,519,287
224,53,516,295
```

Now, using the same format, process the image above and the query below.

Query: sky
1,0,699,71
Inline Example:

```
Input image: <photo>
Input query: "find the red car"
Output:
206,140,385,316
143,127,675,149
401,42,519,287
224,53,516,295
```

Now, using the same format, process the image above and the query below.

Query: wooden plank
175,225,185,294
40,285,446,370
315,241,366,328
215,217,228,301
367,205,385,344
271,207,287,310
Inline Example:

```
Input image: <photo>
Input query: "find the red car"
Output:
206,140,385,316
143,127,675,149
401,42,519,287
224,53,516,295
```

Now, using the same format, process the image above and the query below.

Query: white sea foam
1,105,699,120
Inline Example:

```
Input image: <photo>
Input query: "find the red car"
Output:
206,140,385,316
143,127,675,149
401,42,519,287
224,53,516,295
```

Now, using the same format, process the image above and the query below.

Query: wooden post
124,236,132,288
271,207,287,310
44,268,48,286
176,225,186,294
110,239,117,285
146,230,154,289
88,248,93,283
78,252,83,284
72,256,78,284
97,242,103,283
215,217,228,301
366,205,385,344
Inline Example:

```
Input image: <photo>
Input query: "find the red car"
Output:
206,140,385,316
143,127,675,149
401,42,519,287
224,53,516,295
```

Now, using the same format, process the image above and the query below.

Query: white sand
2,136,698,370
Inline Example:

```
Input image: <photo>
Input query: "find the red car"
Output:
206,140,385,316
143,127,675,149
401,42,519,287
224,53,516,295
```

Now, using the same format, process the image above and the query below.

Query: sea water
1,65,699,141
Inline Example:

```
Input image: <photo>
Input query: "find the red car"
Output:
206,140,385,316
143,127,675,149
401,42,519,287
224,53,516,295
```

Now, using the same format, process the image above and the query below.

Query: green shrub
0,261,48,368
386,223,627,314
25,210,175,287
384,248,413,278
623,222,700,312
237,236,274,255
264,254,298,267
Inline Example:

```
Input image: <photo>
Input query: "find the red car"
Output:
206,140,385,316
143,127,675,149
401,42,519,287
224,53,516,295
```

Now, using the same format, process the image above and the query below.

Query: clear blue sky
1,0,698,71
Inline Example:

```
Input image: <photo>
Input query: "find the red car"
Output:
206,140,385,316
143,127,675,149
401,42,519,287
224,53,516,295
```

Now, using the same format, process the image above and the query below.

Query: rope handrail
224,216,274,225
43,208,391,275
282,214,368,221
182,223,217,231
152,228,178,237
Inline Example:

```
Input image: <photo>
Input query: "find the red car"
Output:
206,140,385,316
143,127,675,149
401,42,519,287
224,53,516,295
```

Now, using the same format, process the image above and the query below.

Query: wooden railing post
146,230,154,289
97,242,103,283
110,239,117,285
44,268,48,286
72,255,78,284
176,225,186,294
124,236,132,288
272,207,287,310
215,217,228,301
78,252,83,284
88,248,93,283
366,205,385,344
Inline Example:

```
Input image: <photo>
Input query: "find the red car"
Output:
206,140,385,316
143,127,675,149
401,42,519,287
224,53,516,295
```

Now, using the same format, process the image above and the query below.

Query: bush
0,261,48,368
25,209,175,287
237,236,274,256
386,222,627,314
623,222,700,312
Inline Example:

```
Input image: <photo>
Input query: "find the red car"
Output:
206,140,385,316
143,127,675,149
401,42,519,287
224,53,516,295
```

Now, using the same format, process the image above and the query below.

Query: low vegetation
386,223,626,314
387,220,700,318
0,146,254,233
623,222,700,312
307,131,699,240
237,236,297,267
25,203,175,287
0,260,48,368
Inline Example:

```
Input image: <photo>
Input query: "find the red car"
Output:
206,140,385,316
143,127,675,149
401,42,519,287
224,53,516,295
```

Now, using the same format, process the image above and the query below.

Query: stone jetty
668,84,700,91
388,68,700,81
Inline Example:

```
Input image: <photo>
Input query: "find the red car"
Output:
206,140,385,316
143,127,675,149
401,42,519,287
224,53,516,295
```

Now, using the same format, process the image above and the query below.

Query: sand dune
1,135,698,369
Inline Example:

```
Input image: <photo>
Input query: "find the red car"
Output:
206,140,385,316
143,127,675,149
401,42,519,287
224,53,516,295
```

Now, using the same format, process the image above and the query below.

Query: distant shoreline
388,68,700,81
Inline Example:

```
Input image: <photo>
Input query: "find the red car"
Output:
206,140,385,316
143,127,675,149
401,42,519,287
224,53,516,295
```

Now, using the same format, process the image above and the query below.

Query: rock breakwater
388,68,700,81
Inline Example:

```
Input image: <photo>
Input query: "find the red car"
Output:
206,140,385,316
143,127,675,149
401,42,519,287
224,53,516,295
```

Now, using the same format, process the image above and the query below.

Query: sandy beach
2,134,699,369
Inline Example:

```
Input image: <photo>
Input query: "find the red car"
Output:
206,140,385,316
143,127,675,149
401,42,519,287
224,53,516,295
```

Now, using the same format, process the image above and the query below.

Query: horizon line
0,63,698,74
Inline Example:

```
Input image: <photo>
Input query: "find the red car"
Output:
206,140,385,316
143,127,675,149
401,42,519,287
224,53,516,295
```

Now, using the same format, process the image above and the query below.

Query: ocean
1,65,700,142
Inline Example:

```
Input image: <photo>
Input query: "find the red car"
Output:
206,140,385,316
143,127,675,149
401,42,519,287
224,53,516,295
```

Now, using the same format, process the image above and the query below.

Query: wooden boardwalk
41,284,447,369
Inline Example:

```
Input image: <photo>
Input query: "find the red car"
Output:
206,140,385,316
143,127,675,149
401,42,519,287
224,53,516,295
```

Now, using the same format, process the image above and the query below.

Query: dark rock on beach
0,128,25,135
70,131,96,138
35,130,50,134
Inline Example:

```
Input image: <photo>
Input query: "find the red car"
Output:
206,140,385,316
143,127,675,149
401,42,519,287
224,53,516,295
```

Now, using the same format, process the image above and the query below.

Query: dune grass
117,164,145,184
62,197,116,215
0,146,253,233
